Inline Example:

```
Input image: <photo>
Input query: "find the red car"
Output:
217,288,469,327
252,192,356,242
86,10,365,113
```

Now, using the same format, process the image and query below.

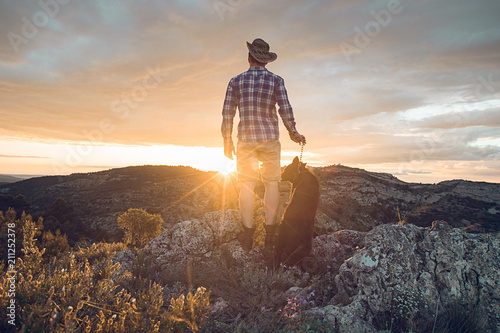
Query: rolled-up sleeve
275,78,297,134
221,78,238,141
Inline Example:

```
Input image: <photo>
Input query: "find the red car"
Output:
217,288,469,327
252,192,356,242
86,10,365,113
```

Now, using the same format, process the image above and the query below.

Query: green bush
117,208,163,249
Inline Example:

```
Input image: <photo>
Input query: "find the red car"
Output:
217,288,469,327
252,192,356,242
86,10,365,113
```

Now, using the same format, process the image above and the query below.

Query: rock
111,249,135,272
121,210,361,275
219,240,266,270
284,287,304,299
302,234,359,273
211,297,229,313
320,304,374,333
333,229,366,248
315,210,342,234
203,209,242,244
146,219,215,266
111,211,500,333
137,210,265,272
312,221,500,333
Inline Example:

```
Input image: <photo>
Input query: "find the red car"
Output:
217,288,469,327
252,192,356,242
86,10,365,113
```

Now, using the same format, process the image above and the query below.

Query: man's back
221,38,305,254
222,66,295,143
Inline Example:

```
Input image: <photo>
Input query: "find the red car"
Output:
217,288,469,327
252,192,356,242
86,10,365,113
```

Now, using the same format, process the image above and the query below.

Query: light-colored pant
236,140,281,182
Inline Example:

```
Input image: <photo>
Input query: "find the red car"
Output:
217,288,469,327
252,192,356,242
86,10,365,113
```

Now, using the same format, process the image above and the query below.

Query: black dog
275,157,320,269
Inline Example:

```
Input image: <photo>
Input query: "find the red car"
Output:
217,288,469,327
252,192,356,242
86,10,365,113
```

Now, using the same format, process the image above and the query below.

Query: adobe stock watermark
7,0,73,54
5,218,17,326
51,65,169,175
475,73,499,100
397,73,499,177
340,0,403,63
213,0,244,21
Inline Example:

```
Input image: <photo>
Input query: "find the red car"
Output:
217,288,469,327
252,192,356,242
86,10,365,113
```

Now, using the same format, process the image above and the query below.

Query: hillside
0,164,499,240
314,165,500,233
0,165,239,239
1,165,500,332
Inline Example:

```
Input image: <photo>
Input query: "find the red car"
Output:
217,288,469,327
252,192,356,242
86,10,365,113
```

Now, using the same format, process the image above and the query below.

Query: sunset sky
1,0,499,183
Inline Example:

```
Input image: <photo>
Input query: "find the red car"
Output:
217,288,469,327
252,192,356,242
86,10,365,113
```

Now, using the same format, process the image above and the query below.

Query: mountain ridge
0,164,498,239
0,174,26,185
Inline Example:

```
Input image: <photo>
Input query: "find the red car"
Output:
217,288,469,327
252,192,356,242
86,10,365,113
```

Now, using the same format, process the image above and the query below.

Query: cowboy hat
246,38,277,63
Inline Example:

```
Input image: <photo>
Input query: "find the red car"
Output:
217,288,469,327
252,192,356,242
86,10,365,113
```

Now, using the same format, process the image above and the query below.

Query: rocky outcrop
112,209,499,332
145,210,243,266
317,221,500,333
112,209,269,275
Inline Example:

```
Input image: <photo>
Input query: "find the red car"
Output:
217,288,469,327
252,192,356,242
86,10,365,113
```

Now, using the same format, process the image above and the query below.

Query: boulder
146,219,214,266
301,234,359,273
112,209,264,272
219,240,266,270
203,209,242,244
334,229,366,248
111,249,135,272
312,221,500,332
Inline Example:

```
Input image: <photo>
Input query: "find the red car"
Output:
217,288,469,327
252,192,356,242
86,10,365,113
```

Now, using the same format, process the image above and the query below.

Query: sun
131,145,237,175
218,159,237,175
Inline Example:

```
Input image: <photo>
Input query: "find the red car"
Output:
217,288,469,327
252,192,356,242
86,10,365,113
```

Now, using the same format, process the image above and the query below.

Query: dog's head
281,156,307,182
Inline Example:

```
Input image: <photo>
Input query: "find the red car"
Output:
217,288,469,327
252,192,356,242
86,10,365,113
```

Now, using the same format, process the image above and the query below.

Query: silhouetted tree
117,208,163,249
44,197,75,223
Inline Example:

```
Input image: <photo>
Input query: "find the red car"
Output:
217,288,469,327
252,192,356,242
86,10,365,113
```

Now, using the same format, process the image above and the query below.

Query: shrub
40,229,70,258
19,211,45,274
117,208,163,249
168,287,211,332
0,210,173,332
74,242,127,264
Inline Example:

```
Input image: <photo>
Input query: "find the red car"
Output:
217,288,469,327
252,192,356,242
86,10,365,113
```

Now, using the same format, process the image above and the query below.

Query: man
221,38,306,252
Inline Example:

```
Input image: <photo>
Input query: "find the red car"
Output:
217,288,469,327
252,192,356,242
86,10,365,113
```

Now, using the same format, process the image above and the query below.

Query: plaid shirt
221,66,297,143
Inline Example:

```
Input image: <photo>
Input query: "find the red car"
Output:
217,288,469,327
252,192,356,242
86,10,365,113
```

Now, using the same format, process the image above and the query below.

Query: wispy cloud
0,0,499,182
0,154,48,159
418,107,500,129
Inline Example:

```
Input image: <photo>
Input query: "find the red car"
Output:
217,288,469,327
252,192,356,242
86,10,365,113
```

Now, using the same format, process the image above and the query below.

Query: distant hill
313,165,500,233
0,165,498,240
0,174,41,185
0,174,25,185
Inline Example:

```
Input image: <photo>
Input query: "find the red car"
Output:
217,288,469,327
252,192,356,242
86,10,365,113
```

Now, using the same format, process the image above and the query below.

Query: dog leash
291,142,306,192
294,141,305,178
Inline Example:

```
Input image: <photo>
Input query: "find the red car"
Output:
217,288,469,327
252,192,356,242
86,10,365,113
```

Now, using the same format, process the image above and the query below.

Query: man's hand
224,140,236,160
289,131,306,145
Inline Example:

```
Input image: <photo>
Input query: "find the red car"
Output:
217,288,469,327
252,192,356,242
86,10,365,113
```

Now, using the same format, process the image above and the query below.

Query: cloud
418,107,500,129
0,0,499,182
0,154,48,159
